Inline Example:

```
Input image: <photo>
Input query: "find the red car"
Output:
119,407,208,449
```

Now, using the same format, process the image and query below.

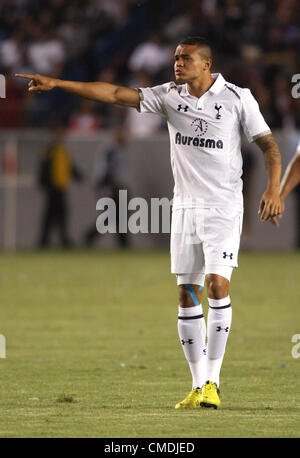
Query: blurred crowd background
0,0,299,250
0,0,299,130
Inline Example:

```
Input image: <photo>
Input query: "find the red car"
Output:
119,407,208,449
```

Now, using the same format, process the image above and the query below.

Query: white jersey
138,73,271,208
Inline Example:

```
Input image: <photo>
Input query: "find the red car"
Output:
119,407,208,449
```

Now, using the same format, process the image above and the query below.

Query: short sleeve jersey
138,73,271,208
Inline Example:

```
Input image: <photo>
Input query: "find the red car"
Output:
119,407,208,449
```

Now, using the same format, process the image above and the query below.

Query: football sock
177,305,207,389
206,296,232,387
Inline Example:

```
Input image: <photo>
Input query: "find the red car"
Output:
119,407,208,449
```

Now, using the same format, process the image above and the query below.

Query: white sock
206,296,232,387
178,305,207,389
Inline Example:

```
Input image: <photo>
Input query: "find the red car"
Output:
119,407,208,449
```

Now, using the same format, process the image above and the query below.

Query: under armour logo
223,252,233,260
216,326,229,332
177,104,189,112
214,104,222,119
181,339,194,345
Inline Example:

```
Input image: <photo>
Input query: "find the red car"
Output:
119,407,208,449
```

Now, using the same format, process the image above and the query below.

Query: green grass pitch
0,249,299,438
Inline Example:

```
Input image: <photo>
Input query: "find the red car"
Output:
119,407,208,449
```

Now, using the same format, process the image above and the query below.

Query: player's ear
203,58,212,71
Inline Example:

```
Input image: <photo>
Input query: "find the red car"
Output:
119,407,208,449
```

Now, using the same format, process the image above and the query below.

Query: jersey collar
180,73,226,97
209,73,226,94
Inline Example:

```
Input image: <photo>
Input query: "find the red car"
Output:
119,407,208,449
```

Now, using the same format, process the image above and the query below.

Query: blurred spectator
27,26,65,75
0,30,24,72
86,0,130,26
68,100,102,132
253,82,283,130
128,31,172,76
58,16,90,60
164,9,195,43
38,126,83,248
272,74,294,128
84,127,130,248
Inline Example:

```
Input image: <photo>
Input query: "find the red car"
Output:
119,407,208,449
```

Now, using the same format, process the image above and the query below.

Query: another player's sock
177,305,207,389
206,296,232,387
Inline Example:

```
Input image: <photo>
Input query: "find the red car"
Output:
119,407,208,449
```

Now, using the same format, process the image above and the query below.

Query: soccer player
270,140,300,227
16,36,283,409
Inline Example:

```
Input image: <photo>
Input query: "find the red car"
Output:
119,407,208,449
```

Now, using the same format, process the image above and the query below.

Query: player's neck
187,74,215,98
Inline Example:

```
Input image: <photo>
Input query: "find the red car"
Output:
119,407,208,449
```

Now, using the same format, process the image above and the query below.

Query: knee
178,284,201,307
206,274,229,299
178,285,190,307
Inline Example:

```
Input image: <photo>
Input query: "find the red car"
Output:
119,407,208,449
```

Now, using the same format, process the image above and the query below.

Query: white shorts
171,206,243,282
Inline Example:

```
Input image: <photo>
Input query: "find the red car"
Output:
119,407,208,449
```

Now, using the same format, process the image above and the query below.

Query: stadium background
0,0,299,250
0,0,299,440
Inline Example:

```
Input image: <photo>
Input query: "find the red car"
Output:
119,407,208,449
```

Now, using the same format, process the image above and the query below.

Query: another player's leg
201,269,232,409
175,274,207,409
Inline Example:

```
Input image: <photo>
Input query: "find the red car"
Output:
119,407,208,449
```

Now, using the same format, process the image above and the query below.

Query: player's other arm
255,133,284,221
15,73,140,109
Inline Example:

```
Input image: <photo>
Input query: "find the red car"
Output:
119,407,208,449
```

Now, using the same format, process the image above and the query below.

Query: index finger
15,73,35,79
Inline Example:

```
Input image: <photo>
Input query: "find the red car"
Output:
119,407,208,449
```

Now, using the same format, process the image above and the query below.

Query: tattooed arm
254,133,284,221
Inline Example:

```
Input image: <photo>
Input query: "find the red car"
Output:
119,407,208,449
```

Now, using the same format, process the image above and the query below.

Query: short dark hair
178,36,213,59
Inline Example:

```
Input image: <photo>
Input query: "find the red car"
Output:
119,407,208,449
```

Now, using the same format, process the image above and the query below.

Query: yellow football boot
175,388,202,409
200,381,221,409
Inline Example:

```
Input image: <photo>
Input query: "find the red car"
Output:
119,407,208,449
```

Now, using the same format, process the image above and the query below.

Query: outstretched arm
15,73,140,109
254,133,283,221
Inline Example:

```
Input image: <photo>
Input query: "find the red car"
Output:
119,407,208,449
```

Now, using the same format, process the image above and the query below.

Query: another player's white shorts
171,206,243,283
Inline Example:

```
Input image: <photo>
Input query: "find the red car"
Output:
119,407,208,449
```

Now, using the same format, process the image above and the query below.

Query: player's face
174,45,210,83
